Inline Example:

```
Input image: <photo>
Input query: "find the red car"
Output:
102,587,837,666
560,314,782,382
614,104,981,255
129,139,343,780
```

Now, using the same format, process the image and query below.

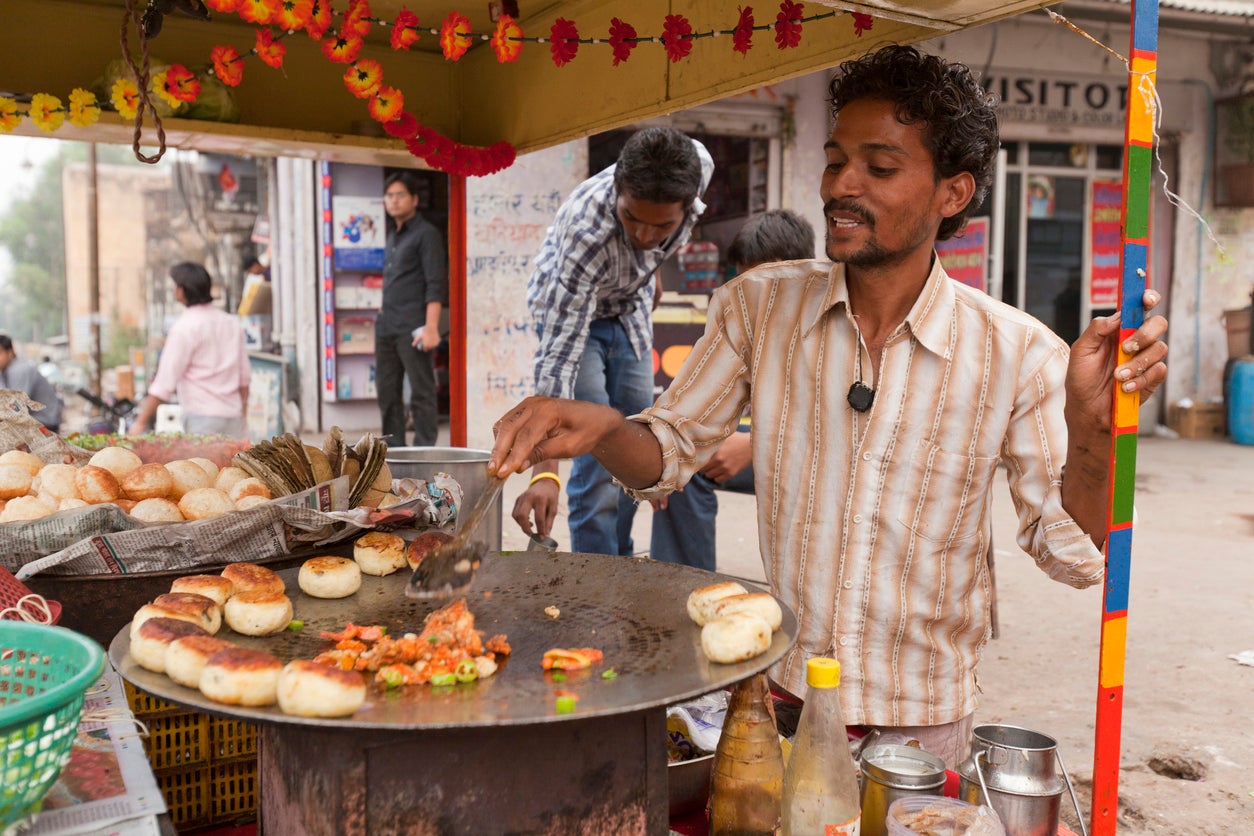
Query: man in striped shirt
512,127,714,556
488,46,1167,767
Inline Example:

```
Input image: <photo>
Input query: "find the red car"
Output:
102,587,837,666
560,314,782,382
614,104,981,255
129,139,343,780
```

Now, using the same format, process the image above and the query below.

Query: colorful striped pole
1091,2,1158,834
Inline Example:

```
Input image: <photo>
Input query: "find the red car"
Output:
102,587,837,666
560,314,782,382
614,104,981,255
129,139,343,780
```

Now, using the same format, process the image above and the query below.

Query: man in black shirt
376,172,448,447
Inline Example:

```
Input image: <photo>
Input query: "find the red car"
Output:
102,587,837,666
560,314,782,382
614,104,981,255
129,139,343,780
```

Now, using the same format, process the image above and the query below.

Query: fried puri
165,635,236,688
221,563,285,595
171,574,236,606
223,591,293,636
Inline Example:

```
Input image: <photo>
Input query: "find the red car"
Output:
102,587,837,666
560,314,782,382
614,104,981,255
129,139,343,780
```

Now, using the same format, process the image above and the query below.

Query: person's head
169,262,214,306
242,253,265,275
613,127,703,251
726,210,816,274
383,171,420,224
0,335,13,371
823,45,998,267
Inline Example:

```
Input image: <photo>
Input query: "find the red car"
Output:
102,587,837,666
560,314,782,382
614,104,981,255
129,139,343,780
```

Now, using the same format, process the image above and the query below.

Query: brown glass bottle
707,672,784,836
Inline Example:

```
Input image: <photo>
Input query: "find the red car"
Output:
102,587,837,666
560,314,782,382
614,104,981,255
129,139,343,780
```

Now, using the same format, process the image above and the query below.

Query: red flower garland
206,0,243,12
210,45,244,86
440,12,472,61
851,12,873,37
774,0,803,49
368,85,404,122
255,28,287,69
383,111,419,139
608,18,636,66
275,0,313,31
239,0,277,25
549,18,579,67
344,59,382,98
733,7,754,55
343,0,372,38
391,8,420,51
661,14,693,63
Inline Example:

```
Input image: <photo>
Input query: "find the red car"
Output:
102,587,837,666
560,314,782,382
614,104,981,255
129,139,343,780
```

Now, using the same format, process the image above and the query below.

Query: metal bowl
667,752,714,818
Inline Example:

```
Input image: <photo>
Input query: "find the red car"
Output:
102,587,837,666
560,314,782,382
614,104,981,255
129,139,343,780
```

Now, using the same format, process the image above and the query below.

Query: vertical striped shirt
628,258,1105,726
526,141,715,399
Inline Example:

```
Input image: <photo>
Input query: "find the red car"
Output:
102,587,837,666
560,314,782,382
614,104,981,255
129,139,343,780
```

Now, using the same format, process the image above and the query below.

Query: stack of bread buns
0,447,271,524
687,582,784,664
127,560,366,717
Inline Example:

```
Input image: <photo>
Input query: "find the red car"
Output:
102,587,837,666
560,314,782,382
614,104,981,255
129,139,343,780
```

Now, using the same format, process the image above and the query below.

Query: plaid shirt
526,141,714,399
627,258,1105,726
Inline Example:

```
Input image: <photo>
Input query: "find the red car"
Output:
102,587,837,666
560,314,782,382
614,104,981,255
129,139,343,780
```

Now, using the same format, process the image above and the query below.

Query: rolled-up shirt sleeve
622,281,754,500
1003,341,1105,587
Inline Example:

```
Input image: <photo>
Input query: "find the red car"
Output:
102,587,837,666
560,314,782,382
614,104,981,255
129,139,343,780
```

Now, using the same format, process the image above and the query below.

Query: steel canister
859,744,948,836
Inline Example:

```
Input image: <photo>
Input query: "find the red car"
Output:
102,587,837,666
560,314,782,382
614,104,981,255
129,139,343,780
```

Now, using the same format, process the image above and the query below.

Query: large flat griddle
109,551,796,730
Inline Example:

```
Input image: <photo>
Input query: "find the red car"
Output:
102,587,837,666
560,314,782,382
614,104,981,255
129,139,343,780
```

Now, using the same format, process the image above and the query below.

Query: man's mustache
824,199,874,227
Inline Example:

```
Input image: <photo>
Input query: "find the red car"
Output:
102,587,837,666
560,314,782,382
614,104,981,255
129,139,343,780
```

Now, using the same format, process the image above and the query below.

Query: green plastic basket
0,622,105,830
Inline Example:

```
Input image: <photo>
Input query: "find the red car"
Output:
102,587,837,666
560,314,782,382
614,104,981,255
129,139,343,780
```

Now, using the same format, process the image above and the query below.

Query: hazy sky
0,135,65,283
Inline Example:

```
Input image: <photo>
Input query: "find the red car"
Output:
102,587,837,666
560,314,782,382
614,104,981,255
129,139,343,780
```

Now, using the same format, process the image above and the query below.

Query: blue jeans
650,428,755,571
568,318,655,556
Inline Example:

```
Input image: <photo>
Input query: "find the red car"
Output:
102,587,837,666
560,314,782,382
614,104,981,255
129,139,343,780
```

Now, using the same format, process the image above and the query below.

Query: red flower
305,0,331,39
368,85,404,122
391,7,420,51
440,11,472,61
491,15,523,63
239,0,277,25
851,12,873,37
608,18,636,66
774,0,803,49
255,28,287,69
211,45,244,86
486,141,516,173
733,7,754,55
344,0,372,38
343,59,382,98
661,14,693,63
206,0,242,12
322,34,363,63
382,111,419,139
405,125,439,158
275,0,313,31
549,18,579,67
425,134,456,169
163,64,201,104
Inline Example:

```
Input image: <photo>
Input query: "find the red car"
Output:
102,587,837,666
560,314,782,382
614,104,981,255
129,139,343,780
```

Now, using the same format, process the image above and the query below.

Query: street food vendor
487,45,1169,769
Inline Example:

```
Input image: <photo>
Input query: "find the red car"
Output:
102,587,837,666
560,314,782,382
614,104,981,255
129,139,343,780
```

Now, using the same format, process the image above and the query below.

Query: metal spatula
405,473,504,600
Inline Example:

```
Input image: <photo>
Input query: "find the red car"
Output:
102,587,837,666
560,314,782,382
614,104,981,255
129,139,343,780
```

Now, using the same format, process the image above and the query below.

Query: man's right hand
512,472,560,537
489,397,623,476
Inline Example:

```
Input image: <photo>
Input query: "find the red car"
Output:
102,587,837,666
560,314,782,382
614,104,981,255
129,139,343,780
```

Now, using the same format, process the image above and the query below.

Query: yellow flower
111,78,140,120
150,71,182,110
30,93,65,132
68,88,101,128
0,97,21,134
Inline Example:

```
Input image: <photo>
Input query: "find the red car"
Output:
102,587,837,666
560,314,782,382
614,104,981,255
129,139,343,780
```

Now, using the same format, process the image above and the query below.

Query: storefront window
1095,145,1123,171
1028,143,1080,167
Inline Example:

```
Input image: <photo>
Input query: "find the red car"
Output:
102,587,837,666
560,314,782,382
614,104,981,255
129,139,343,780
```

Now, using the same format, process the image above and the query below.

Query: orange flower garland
305,0,332,39
391,7,420,50
344,59,382,98
367,84,403,122
239,0,277,25
255,28,287,68
322,33,363,63
491,16,523,63
29,94,66,132
211,44,245,86
0,98,23,133
111,78,140,120
343,0,372,37
275,0,314,32
68,89,101,128
206,0,243,12
440,11,472,61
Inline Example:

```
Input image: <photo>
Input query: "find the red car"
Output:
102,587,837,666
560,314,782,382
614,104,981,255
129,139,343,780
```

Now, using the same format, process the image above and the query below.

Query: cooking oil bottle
707,672,784,835
781,658,861,835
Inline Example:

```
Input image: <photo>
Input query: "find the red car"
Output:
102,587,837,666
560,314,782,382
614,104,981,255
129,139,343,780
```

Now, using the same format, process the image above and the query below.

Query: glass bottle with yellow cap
781,657,861,835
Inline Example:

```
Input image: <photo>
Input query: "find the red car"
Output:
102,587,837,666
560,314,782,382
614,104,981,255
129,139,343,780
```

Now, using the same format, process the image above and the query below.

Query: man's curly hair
828,45,999,241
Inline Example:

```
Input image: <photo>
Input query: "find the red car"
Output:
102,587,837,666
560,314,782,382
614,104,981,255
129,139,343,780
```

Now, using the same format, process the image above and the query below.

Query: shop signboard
936,216,989,293
1090,180,1122,307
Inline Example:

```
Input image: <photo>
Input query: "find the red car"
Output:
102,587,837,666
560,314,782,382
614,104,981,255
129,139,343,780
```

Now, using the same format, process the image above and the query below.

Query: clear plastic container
885,795,1006,836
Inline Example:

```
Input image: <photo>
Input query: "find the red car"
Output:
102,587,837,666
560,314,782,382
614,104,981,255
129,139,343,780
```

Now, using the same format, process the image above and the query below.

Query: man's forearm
425,301,441,333
591,419,664,490
1061,427,1112,547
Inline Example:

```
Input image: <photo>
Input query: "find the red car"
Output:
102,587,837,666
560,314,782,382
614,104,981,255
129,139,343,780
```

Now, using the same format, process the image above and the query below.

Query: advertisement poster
936,216,989,293
1090,180,1122,307
332,196,386,270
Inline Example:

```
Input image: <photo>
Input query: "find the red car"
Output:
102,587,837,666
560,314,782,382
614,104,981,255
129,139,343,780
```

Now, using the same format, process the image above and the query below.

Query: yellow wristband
528,471,562,490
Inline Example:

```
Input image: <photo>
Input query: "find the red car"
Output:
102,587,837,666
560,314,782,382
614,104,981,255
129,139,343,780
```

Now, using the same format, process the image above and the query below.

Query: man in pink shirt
130,262,251,438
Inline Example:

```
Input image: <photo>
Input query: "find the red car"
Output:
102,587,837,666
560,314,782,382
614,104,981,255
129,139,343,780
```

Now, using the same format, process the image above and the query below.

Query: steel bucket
385,447,502,549
957,724,1086,836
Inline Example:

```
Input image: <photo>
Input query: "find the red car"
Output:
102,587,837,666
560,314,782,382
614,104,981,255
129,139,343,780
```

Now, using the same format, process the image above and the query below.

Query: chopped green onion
286,620,305,631
430,673,456,686
555,695,577,714
550,672,566,682
455,659,478,683
381,668,404,689
601,669,618,680
378,626,387,634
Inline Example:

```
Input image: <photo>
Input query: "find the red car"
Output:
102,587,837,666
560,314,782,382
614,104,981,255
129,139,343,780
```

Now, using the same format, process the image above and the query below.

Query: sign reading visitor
936,216,989,293
1090,180,1122,307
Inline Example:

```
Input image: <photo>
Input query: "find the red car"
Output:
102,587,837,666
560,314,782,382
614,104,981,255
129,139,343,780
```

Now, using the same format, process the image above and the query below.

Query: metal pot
860,744,947,836
957,724,1086,836
385,446,502,549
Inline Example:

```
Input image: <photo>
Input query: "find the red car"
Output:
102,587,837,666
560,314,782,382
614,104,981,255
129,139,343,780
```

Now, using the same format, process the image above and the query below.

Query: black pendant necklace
848,324,875,412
